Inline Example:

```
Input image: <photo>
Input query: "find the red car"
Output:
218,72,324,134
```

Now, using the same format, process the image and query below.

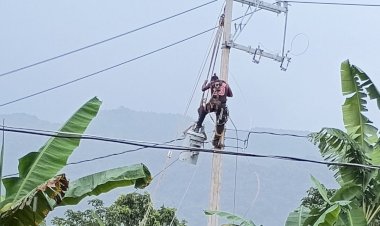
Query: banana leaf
336,204,366,226
285,206,310,226
330,183,361,202
0,97,101,210
0,174,68,226
340,60,379,147
59,163,152,206
0,164,151,225
310,128,370,185
204,210,256,226
312,204,341,226
310,175,331,205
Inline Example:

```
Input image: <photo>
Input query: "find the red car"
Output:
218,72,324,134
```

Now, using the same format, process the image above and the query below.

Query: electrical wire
151,157,180,179
169,160,201,226
0,26,217,108
0,125,184,178
68,137,184,165
226,128,309,138
225,128,309,151
232,5,260,41
2,126,380,178
283,1,380,7
0,0,218,78
288,33,310,56
243,171,261,218
139,157,180,226
0,10,263,108
281,4,289,57
183,4,225,118
150,11,224,206
228,117,240,215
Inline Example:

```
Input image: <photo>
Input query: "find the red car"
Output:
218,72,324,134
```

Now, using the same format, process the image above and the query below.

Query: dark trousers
196,101,229,132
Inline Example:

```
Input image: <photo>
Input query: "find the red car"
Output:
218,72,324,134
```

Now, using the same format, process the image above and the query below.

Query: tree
286,60,380,226
301,187,336,210
52,192,187,226
0,97,152,226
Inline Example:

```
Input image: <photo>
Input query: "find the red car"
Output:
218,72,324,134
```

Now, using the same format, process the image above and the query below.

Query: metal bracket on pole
253,46,263,64
233,0,287,14
226,41,282,62
225,41,291,70
280,52,291,71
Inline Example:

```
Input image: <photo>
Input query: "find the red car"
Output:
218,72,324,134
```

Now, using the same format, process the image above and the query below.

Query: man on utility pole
207,0,233,225
194,73,233,148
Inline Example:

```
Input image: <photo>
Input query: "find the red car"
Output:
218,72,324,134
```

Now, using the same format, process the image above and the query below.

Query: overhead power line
0,0,217,78
1,125,184,178
0,11,260,108
283,1,380,7
226,128,309,138
2,126,380,177
0,26,216,108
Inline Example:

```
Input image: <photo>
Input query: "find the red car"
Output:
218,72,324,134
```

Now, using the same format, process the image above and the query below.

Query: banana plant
0,164,151,225
204,210,256,226
287,60,380,225
0,97,102,211
0,97,152,225
286,175,365,226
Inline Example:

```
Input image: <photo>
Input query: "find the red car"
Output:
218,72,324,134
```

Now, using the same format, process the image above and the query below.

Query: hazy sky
1,0,380,132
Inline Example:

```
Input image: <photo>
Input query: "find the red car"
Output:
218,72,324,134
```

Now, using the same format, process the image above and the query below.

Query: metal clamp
280,52,291,71
253,46,263,64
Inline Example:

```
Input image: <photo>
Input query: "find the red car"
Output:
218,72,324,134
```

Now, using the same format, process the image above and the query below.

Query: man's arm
226,84,233,97
202,80,211,92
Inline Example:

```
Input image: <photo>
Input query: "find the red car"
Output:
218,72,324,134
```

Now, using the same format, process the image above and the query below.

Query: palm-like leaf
0,97,101,210
292,61,380,226
285,206,310,226
335,204,367,226
341,60,379,147
312,204,341,226
0,164,152,225
59,163,152,206
0,174,68,226
370,139,380,165
310,127,370,185
204,210,256,226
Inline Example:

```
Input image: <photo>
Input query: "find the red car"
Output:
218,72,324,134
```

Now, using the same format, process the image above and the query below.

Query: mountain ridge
0,108,337,226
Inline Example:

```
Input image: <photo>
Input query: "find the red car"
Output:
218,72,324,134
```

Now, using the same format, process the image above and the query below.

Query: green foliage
204,210,256,226
285,206,310,226
0,97,102,211
52,193,187,226
0,97,152,226
59,164,152,206
313,204,341,226
301,187,336,210
0,97,101,226
340,60,380,146
287,60,380,225
0,174,69,226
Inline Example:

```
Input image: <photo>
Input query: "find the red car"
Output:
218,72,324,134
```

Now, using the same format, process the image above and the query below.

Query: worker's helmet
211,74,219,81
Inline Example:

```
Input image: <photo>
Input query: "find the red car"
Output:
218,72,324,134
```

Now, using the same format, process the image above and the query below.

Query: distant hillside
0,109,337,226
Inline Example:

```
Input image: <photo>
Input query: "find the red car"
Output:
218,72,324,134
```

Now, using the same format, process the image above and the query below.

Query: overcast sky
1,0,379,132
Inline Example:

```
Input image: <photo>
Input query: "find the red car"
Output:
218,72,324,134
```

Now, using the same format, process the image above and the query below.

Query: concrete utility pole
207,1,288,225
207,0,233,226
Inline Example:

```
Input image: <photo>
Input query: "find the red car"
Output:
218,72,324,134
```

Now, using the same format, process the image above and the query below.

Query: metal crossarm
227,41,284,62
234,0,287,14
